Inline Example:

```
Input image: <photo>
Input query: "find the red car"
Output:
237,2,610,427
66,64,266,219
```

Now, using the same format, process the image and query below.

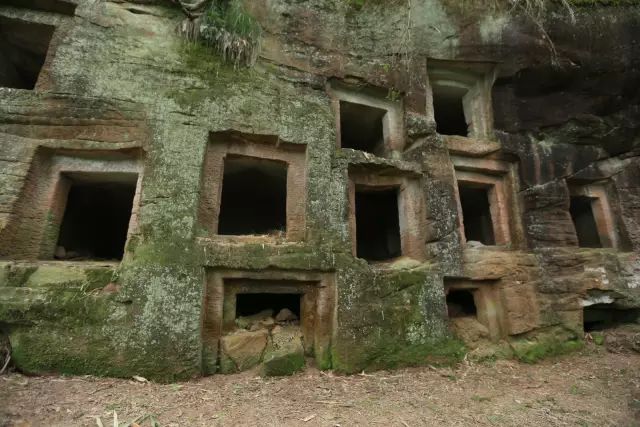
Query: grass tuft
180,0,262,68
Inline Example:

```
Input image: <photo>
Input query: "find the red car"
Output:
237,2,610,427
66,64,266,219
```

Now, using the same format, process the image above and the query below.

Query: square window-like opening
0,16,55,90
583,305,640,332
355,188,401,261
218,156,287,236
236,293,301,320
433,85,468,136
459,184,495,245
570,196,602,248
340,100,387,154
56,174,137,261
446,289,477,318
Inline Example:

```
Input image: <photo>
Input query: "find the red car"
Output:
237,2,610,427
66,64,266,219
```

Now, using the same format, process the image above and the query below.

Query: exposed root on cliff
508,0,576,66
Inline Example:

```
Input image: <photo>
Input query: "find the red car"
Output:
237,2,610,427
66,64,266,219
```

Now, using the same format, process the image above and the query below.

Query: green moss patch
364,337,467,370
9,325,127,377
511,337,584,363
261,351,305,377
333,336,466,374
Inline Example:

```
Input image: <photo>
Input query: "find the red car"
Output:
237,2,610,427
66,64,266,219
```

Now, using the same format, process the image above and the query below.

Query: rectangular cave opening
56,173,137,261
339,100,387,154
458,184,496,245
355,188,402,261
218,156,287,236
583,305,640,332
446,289,477,318
0,16,55,90
570,196,602,248
235,293,301,323
433,85,468,136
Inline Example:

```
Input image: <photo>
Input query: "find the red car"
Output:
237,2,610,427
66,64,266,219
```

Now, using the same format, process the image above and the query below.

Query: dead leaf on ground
302,414,317,422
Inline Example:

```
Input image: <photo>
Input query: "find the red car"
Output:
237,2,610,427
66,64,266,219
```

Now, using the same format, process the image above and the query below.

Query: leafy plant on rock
179,0,262,68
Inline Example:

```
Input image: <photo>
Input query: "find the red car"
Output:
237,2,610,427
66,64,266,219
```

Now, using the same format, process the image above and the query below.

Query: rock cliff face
0,0,639,380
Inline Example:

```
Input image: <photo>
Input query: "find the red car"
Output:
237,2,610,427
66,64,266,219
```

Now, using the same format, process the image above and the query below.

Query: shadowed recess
433,85,468,136
340,100,386,154
459,185,495,245
355,188,401,261
56,174,137,260
235,293,301,318
583,305,640,332
0,16,55,90
570,196,602,248
446,289,477,318
218,156,287,235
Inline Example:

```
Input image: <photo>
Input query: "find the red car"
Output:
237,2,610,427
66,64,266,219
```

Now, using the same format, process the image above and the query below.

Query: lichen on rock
0,0,638,382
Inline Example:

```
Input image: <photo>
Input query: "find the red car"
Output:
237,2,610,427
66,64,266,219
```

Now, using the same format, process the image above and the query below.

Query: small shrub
180,0,262,68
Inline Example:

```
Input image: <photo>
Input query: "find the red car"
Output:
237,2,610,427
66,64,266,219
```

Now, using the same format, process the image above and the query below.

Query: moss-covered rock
0,265,118,326
25,265,86,288
219,329,269,374
0,263,37,288
0,0,639,382
510,328,584,363
261,326,306,377
261,350,305,377
9,324,128,377
331,264,463,373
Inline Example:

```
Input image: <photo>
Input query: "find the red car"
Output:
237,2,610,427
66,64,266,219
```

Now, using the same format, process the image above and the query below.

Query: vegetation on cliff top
180,0,261,67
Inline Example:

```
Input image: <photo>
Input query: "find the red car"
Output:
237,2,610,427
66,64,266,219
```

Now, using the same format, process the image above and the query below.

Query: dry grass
1,344,639,426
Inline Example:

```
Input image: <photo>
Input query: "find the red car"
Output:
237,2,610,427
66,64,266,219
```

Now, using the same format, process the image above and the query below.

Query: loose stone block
219,329,269,374
261,326,305,377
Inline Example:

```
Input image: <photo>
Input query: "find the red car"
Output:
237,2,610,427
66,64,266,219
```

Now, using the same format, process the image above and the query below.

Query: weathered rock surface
450,317,490,348
236,309,274,330
261,326,305,377
0,0,638,380
274,308,298,323
602,325,640,354
219,329,269,373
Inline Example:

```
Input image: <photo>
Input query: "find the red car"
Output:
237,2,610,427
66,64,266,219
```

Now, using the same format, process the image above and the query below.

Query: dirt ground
1,344,639,427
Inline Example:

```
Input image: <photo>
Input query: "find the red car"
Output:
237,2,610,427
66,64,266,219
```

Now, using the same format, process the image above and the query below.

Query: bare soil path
1,345,639,427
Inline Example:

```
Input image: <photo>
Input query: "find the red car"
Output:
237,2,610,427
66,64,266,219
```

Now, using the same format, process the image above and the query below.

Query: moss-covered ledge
198,239,350,271
0,261,137,377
